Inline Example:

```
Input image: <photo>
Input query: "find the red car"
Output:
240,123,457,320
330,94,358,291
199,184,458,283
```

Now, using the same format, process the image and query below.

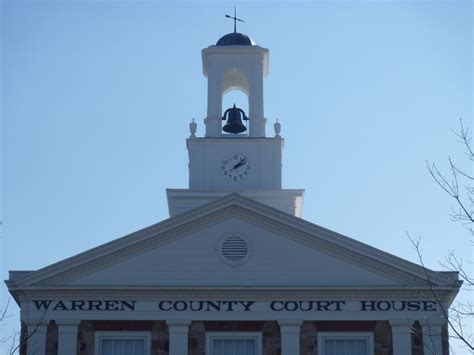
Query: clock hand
233,158,247,170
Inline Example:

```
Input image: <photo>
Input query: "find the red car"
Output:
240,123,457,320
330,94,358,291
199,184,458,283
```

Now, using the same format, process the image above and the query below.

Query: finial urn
189,119,197,138
274,119,281,137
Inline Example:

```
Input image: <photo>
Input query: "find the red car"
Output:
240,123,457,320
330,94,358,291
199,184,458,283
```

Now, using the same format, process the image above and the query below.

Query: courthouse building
7,28,461,355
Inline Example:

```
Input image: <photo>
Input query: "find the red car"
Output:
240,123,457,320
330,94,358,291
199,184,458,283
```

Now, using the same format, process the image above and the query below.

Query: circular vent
217,234,252,266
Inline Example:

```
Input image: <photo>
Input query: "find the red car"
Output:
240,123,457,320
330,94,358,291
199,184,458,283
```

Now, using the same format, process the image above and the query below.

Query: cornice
15,287,455,304
187,137,279,144
12,195,457,290
232,207,424,286
231,204,454,287
42,207,237,286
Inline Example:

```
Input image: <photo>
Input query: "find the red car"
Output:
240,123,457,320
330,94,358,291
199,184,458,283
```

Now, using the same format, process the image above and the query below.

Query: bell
222,104,248,134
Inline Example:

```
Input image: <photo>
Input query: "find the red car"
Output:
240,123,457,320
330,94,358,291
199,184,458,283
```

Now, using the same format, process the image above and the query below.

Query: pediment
66,218,402,288
11,194,456,289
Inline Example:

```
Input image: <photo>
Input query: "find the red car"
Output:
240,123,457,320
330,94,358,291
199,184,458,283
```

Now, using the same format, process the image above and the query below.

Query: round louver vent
217,234,252,266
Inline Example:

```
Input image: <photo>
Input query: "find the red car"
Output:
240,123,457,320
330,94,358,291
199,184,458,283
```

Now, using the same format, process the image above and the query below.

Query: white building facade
7,30,460,355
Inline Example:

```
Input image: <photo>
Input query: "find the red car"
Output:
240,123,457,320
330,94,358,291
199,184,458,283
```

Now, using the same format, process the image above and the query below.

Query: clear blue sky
1,0,472,353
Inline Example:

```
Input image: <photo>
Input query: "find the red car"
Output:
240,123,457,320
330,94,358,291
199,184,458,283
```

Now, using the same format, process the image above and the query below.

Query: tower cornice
202,45,269,78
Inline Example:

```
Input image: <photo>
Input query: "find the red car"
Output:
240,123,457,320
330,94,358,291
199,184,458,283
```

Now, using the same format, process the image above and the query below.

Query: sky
1,0,473,353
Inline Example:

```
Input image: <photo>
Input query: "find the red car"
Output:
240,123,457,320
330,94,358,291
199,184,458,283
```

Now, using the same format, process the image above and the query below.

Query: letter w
33,300,52,310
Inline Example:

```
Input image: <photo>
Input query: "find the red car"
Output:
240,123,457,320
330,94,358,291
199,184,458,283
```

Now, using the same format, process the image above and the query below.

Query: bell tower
202,38,268,138
166,27,304,217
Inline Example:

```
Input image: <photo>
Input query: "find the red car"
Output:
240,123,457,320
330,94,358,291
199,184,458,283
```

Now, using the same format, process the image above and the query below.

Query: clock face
220,153,250,181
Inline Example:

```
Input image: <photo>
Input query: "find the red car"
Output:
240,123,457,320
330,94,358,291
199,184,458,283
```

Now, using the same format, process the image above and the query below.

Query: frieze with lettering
33,300,438,313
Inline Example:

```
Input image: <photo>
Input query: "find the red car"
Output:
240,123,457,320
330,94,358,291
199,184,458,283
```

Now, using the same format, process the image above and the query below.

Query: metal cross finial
225,7,244,33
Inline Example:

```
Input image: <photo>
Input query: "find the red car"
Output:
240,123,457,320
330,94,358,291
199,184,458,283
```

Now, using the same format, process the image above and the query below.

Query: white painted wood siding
68,219,402,287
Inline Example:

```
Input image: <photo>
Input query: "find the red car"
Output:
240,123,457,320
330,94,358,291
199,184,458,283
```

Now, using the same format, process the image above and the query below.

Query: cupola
166,10,304,218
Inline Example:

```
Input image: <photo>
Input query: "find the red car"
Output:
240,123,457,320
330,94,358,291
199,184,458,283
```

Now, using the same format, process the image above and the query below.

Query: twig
407,233,474,350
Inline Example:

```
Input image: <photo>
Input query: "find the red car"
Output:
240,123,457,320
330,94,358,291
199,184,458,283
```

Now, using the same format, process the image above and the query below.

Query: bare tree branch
427,119,474,233
8,312,47,355
452,118,474,160
418,119,474,353
407,233,474,351
439,251,474,287
1,298,48,355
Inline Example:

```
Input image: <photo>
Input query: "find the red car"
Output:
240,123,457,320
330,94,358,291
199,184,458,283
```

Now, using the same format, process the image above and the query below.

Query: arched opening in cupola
221,68,249,135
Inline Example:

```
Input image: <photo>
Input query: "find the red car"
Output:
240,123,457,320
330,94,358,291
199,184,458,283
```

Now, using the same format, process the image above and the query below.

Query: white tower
203,34,267,138
167,30,304,217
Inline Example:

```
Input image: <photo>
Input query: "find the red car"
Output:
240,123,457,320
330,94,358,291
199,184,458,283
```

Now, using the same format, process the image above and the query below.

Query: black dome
216,32,255,46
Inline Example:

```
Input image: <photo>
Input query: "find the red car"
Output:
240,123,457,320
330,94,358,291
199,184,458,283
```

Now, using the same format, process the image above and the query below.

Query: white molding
202,45,269,77
167,188,304,217
166,320,192,326
389,320,413,327
205,331,262,355
317,331,374,355
278,320,303,326
166,189,304,218
14,287,455,304
94,331,151,355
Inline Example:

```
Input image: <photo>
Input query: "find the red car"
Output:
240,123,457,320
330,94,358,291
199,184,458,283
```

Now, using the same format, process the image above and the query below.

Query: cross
225,7,244,33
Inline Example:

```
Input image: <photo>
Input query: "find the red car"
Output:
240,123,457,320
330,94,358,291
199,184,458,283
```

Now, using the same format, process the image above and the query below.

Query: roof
216,32,256,46
6,193,461,307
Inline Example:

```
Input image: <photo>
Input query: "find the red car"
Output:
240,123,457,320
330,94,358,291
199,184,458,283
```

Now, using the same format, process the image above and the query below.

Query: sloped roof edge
7,193,458,289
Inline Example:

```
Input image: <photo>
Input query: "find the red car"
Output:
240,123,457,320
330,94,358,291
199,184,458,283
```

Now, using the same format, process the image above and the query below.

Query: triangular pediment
9,194,456,290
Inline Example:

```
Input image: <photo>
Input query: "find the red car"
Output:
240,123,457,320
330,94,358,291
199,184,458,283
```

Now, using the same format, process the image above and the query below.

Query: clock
220,153,250,181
